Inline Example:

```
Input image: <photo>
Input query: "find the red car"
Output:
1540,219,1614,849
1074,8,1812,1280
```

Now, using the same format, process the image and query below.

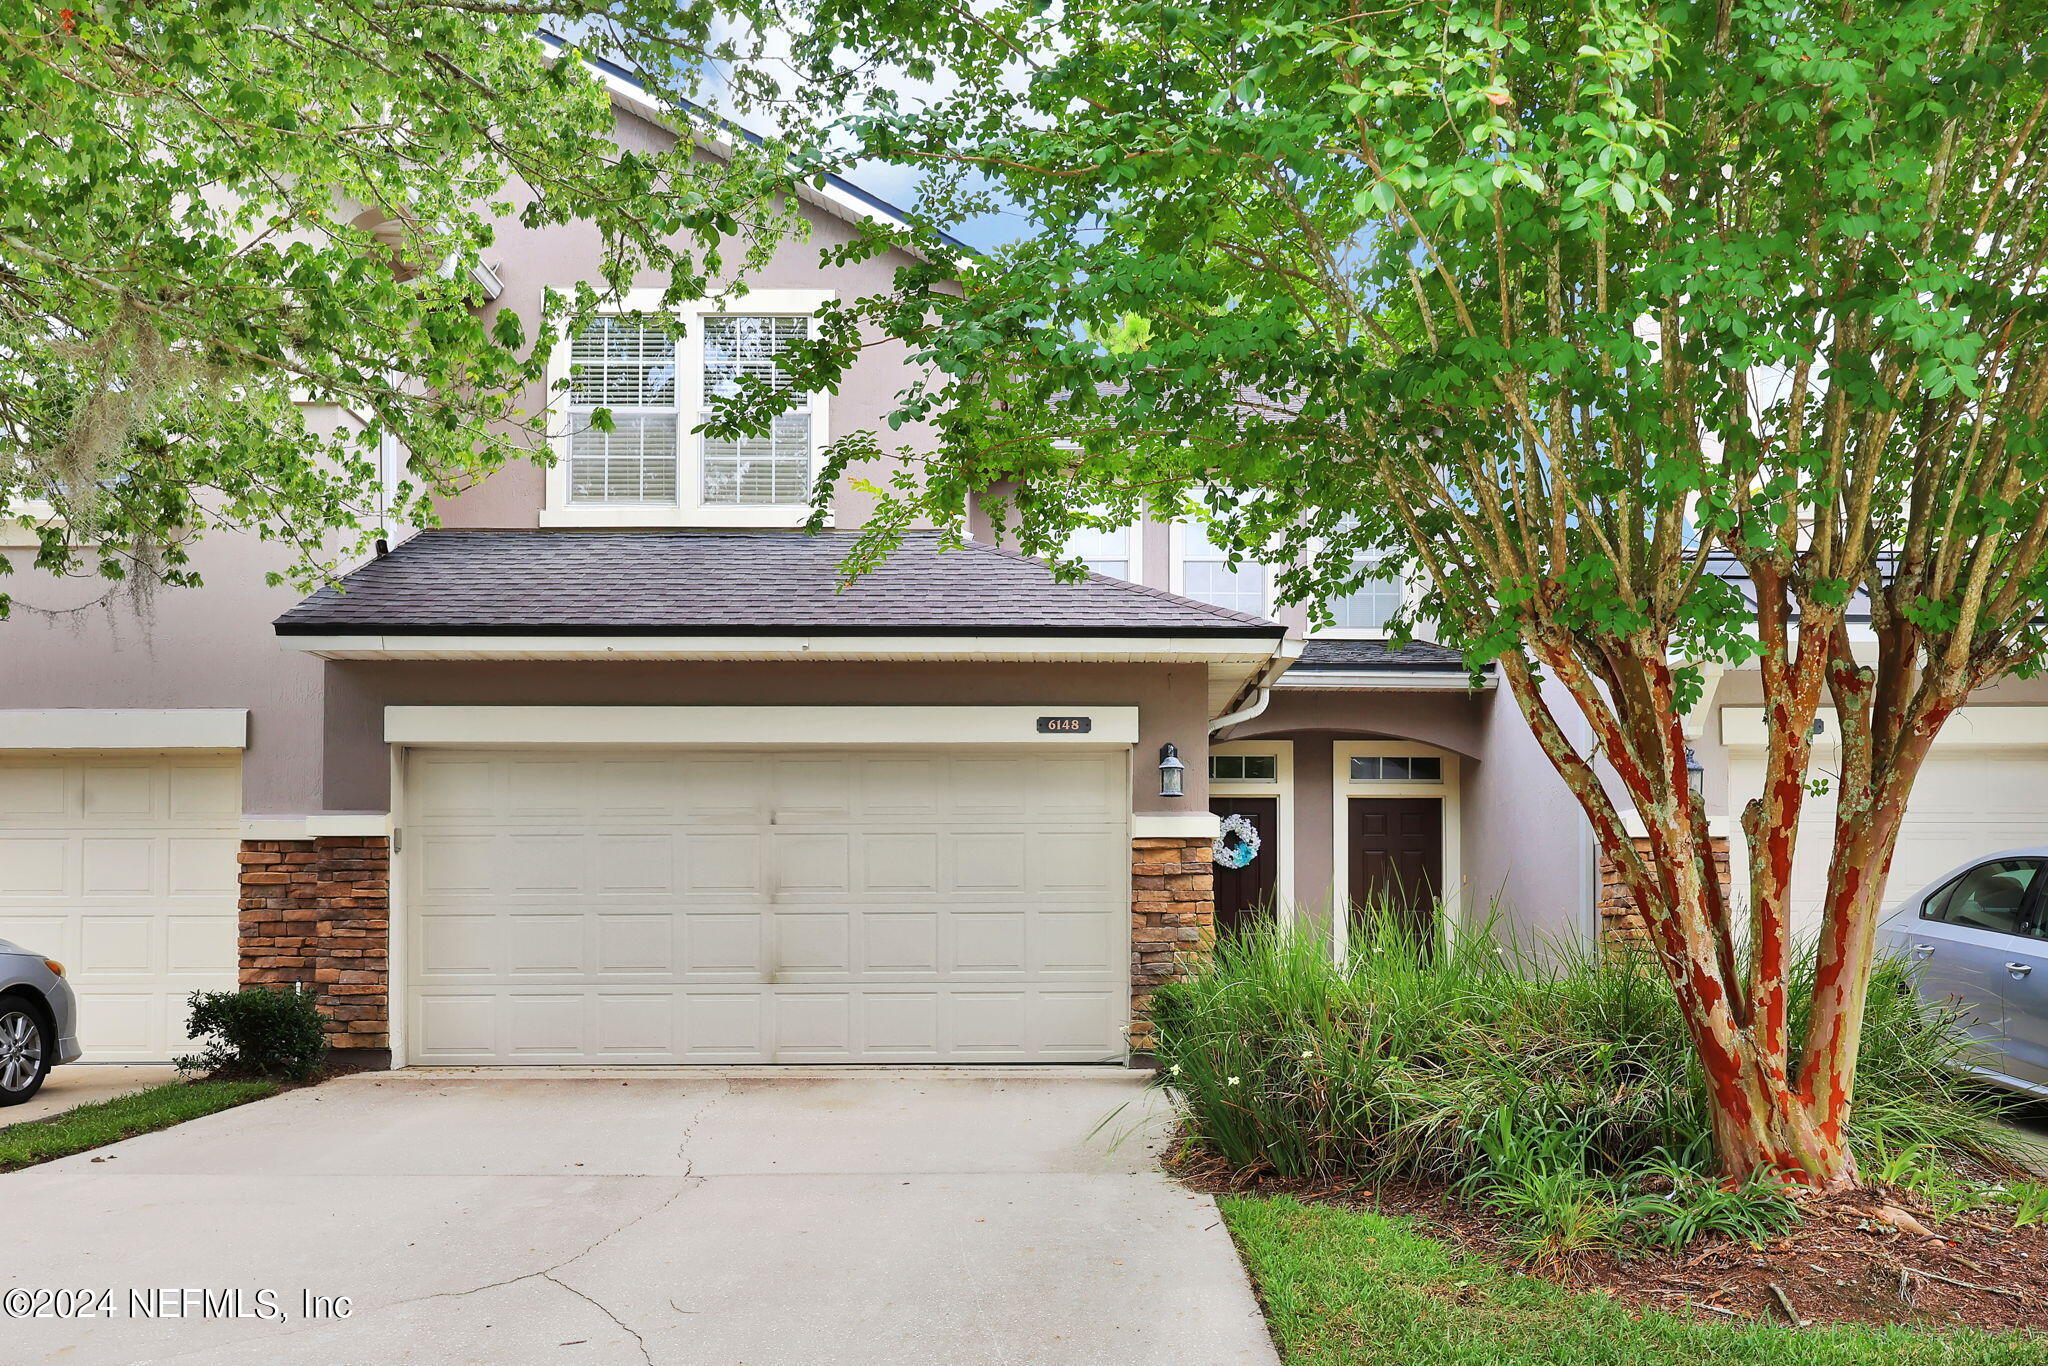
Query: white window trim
1209,739,1295,922
1169,520,1272,617
541,287,835,529
1330,739,1463,959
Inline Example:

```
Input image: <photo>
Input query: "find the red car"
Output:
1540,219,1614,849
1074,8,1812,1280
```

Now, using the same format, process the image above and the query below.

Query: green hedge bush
177,985,329,1081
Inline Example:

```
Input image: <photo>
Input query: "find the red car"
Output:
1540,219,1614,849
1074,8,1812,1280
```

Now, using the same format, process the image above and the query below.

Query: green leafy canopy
830,0,2048,690
0,0,863,614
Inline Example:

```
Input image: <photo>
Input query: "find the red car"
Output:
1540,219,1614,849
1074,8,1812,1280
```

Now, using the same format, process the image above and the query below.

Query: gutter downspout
1209,639,1303,735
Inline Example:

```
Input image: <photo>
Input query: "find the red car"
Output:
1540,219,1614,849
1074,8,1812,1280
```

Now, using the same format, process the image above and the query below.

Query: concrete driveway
3,1068,1277,1366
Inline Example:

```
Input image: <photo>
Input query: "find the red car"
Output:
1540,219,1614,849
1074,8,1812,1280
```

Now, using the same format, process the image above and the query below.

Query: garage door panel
0,755,239,1062
862,912,939,973
1731,747,2048,938
0,764,66,815
685,912,768,975
405,748,1128,1064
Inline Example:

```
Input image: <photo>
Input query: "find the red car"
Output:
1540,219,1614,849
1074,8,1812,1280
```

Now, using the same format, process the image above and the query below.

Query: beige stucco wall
433,107,935,533
1219,681,1593,946
317,659,1216,817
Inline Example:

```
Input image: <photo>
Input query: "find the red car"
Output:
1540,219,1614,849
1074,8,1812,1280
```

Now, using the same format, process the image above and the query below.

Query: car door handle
2006,962,2035,979
1910,943,1936,960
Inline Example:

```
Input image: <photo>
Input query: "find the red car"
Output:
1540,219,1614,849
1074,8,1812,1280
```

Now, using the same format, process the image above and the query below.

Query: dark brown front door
1348,797,1442,949
1209,796,1279,937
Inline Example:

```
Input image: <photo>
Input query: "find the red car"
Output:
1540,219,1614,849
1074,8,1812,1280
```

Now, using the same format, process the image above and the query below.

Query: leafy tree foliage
0,0,841,613
821,0,2048,1186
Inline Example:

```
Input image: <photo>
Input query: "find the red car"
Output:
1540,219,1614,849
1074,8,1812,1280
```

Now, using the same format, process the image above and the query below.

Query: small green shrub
177,985,329,1081
1984,1179,2048,1228
1873,1143,1987,1220
1153,911,2017,1253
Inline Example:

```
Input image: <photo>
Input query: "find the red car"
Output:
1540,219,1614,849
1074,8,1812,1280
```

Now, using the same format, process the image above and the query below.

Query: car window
1922,858,2045,937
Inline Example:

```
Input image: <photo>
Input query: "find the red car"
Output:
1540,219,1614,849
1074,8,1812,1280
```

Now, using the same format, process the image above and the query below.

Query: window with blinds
567,316,679,505
701,315,813,506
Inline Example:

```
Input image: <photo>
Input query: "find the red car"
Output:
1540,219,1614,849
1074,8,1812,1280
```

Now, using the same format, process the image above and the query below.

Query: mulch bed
1171,1146,2048,1333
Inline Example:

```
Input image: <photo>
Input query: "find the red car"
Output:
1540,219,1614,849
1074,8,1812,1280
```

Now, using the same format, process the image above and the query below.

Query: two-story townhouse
0,56,1603,1073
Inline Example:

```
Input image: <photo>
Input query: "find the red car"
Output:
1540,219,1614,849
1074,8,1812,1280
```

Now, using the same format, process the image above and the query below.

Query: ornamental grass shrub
1152,913,2018,1258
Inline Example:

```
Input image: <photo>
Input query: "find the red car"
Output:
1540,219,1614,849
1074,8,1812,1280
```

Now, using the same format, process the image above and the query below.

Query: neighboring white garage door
0,755,241,1061
403,748,1131,1064
1728,741,2048,938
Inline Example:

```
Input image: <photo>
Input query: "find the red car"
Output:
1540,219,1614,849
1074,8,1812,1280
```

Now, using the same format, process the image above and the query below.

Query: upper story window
1177,521,1267,615
1066,524,1133,580
1326,556,1404,634
545,289,832,529
701,315,813,506
566,315,681,506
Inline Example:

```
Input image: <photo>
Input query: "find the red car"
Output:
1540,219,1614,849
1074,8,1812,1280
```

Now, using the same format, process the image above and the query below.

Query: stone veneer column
1598,833,1731,946
238,836,392,1063
1129,835,1215,1058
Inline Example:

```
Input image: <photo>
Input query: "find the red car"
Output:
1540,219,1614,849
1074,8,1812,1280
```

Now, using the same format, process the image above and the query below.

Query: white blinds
567,316,679,505
701,316,811,506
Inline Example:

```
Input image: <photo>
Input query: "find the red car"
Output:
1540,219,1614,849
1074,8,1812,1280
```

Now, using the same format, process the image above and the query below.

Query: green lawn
0,1080,280,1173
1221,1195,2041,1366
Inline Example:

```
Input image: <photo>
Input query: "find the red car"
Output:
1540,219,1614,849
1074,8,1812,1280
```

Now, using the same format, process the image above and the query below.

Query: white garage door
0,755,241,1061
403,747,1131,1064
1729,744,2048,938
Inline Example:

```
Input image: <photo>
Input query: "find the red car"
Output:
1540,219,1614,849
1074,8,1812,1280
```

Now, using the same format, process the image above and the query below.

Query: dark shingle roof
274,530,1284,637
1294,638,1484,671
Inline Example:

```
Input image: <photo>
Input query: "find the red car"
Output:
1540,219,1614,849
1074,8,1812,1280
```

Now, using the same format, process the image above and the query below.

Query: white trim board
385,705,1143,747
1275,670,1495,692
0,709,248,751
1132,811,1223,839
1719,704,2048,749
240,814,394,840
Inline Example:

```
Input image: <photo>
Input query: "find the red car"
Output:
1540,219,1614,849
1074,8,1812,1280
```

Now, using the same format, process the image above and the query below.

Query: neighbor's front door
1348,797,1442,950
1209,796,1279,937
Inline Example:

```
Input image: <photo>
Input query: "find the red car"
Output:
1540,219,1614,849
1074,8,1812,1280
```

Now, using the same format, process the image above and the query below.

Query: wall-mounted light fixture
1685,746,1704,799
1158,742,1186,798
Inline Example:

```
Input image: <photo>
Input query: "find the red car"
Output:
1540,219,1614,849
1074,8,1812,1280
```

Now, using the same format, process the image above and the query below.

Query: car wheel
0,1004,51,1106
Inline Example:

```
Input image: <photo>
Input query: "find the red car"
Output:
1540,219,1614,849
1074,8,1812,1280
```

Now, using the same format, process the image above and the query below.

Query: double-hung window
1177,521,1267,615
565,315,681,507
1327,556,1405,633
700,315,814,507
547,290,832,527
1065,523,1134,580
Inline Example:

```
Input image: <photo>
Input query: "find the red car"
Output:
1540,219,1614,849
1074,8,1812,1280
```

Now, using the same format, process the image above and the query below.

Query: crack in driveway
544,1271,653,1366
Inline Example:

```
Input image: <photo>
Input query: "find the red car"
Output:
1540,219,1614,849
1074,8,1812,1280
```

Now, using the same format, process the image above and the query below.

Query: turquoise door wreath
1214,812,1263,869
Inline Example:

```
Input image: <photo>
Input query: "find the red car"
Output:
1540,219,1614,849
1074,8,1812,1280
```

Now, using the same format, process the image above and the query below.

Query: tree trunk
1650,869,1860,1190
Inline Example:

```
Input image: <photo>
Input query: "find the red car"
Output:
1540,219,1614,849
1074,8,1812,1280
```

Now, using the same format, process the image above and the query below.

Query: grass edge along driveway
1221,1194,2041,1366
0,1080,280,1173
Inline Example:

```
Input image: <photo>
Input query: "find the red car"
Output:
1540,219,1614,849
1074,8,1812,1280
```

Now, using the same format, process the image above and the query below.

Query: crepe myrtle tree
0,0,865,615
783,0,2048,1187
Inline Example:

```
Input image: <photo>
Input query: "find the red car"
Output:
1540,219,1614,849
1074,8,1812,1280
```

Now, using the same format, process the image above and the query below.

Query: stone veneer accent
1598,834,1732,945
238,836,392,1058
1130,835,1216,1056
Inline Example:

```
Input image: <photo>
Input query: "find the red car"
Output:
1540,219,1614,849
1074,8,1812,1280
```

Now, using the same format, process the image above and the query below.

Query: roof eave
277,631,1284,663
1275,667,1497,692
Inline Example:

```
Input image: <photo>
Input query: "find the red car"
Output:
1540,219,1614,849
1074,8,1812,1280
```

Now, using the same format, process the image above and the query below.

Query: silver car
0,938,81,1106
1879,849,2048,1099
